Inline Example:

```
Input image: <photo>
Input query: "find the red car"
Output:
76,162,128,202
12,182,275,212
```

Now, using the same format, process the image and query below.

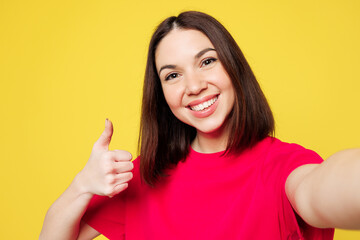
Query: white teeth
190,96,218,111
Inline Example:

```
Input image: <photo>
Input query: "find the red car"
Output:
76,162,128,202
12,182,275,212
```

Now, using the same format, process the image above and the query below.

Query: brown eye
201,58,217,67
165,73,179,81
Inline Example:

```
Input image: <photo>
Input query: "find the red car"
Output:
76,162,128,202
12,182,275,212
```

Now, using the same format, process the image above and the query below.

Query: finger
113,161,134,173
100,151,132,174
114,172,133,184
94,118,113,150
109,183,128,198
101,150,131,164
113,149,132,161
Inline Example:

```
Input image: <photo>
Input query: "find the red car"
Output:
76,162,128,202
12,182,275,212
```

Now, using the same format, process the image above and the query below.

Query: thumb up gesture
77,119,134,198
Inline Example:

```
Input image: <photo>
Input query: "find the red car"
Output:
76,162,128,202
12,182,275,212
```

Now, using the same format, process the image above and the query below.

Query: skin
156,29,360,230
40,28,360,239
39,120,132,239
155,29,235,153
286,149,360,229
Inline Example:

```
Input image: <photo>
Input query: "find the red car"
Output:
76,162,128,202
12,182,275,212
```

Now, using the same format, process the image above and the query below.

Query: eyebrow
158,64,176,76
195,47,216,59
158,47,216,76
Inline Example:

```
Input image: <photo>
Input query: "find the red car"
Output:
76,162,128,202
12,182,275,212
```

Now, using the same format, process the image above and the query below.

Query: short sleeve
272,141,335,239
83,192,126,240
280,146,323,190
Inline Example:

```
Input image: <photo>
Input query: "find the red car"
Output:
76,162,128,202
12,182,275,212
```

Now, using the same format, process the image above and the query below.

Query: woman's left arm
286,148,360,229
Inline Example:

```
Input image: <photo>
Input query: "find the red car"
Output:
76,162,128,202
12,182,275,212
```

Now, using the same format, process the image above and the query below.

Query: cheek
227,87,236,108
219,76,235,108
162,85,183,110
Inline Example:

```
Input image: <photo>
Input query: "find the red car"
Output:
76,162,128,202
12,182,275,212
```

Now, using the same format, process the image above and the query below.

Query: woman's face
155,29,235,135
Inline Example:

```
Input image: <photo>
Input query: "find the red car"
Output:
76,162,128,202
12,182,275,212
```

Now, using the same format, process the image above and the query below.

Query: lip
187,94,220,118
187,94,219,107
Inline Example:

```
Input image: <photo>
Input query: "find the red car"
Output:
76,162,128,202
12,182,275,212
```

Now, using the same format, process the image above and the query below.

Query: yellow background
1,0,359,239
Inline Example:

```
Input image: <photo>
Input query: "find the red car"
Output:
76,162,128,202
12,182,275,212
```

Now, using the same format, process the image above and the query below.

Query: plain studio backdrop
0,0,359,239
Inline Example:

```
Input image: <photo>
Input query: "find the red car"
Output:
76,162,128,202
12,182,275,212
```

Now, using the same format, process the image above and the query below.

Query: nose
184,72,207,95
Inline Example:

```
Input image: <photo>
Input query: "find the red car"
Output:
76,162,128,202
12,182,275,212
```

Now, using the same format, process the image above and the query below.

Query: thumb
94,118,113,150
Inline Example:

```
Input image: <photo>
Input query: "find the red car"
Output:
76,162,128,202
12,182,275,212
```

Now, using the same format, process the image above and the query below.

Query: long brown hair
139,11,274,186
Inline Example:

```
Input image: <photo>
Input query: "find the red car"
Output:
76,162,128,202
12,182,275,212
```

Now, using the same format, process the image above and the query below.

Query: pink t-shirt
83,137,334,239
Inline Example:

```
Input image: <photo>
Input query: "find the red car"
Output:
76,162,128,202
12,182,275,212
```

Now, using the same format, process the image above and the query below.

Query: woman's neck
191,126,230,153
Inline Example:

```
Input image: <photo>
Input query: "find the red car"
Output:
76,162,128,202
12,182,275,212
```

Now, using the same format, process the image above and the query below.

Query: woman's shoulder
264,137,320,157
261,137,323,175
244,136,314,161
255,137,323,190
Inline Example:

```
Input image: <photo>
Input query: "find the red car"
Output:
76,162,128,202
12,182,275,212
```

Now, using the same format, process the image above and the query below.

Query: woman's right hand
40,119,133,240
76,119,134,198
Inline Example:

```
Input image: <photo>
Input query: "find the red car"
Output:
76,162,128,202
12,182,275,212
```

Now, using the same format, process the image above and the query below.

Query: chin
195,123,226,136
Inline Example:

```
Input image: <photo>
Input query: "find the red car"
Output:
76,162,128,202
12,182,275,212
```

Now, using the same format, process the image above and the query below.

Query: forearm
39,173,93,240
296,149,360,229
39,120,133,239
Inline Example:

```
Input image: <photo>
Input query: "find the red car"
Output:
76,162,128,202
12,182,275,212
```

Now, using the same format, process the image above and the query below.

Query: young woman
40,11,360,240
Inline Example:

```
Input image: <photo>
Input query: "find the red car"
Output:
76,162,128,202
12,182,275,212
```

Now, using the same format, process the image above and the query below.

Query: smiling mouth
189,96,218,111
